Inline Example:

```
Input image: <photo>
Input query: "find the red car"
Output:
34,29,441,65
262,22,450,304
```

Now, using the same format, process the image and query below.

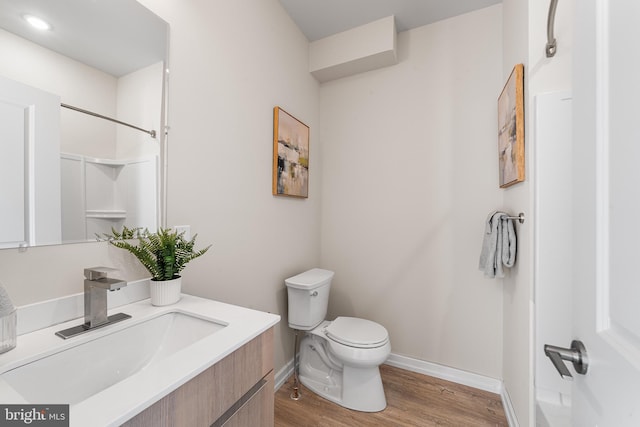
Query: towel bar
505,213,525,224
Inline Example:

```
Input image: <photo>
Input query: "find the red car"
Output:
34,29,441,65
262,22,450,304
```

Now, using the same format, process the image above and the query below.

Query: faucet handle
84,266,118,281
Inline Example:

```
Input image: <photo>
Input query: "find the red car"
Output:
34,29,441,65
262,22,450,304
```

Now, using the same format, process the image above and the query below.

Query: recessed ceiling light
23,14,51,31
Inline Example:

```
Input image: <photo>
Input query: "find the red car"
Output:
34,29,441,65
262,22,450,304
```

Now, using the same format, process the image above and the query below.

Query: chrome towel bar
506,213,525,224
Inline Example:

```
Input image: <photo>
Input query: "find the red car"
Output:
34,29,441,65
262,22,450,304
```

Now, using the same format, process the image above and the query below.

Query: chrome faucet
84,267,127,328
55,267,132,339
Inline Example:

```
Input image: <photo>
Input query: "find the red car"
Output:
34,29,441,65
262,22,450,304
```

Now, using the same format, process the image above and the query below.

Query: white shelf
84,157,126,167
85,210,127,219
60,153,158,240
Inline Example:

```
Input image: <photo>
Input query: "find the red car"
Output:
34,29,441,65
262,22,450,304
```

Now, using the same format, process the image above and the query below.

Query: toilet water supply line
290,330,344,400
291,330,301,400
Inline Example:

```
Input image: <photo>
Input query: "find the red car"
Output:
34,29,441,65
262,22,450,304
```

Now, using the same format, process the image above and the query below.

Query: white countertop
0,294,280,426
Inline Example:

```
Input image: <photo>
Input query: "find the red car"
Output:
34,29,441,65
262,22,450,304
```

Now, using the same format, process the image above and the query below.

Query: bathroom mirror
0,0,168,248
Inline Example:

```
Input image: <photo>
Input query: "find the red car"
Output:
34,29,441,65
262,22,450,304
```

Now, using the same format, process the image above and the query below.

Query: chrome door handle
544,340,588,380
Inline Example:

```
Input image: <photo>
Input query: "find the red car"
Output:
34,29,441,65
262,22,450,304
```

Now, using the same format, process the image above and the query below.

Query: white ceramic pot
149,276,182,306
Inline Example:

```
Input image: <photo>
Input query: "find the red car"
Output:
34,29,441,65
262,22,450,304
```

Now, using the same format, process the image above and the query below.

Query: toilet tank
285,268,334,330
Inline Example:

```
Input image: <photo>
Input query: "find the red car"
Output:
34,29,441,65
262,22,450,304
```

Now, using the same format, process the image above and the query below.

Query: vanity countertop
0,294,280,426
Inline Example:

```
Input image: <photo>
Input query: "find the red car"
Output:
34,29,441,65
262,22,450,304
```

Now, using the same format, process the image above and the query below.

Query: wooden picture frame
273,106,309,198
497,63,525,188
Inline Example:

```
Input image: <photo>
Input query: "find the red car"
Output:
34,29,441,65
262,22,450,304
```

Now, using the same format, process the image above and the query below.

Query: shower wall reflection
0,0,167,247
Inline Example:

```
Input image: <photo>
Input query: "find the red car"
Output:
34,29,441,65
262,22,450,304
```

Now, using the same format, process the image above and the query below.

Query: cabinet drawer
215,371,274,427
122,327,274,427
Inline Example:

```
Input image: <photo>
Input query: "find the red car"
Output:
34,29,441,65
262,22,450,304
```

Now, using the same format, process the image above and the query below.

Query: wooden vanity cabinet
122,327,274,427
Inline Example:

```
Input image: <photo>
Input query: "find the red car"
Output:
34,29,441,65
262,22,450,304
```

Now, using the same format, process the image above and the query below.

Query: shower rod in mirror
61,103,157,139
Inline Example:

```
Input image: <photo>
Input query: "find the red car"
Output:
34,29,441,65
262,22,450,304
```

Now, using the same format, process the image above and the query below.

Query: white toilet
285,268,391,412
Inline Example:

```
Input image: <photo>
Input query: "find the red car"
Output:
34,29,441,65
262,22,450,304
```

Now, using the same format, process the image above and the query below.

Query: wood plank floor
274,364,507,426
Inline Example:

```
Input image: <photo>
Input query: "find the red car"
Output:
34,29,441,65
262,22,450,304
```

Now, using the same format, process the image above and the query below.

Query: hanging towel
0,283,16,354
479,211,517,278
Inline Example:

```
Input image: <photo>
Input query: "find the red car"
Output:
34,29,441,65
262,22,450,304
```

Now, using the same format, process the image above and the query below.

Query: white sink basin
1,311,226,404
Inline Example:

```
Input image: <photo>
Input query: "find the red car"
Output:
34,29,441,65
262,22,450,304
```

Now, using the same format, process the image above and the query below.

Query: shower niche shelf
61,153,157,242
85,210,127,219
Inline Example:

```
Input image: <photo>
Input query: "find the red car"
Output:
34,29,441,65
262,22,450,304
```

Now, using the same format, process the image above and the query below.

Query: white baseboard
501,386,519,427
384,353,503,394
274,357,295,391
275,352,519,427
385,353,518,426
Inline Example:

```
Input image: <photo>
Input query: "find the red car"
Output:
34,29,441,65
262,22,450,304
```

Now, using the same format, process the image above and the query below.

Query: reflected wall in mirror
0,0,168,248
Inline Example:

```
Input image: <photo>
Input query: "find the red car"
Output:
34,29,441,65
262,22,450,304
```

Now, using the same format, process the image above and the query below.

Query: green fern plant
95,225,147,242
109,227,211,281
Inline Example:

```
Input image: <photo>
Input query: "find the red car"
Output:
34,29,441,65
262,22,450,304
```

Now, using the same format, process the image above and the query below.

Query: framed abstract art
273,106,309,198
497,64,525,188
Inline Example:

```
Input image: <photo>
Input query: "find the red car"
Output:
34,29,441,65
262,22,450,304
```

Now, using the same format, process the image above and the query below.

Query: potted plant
106,227,211,306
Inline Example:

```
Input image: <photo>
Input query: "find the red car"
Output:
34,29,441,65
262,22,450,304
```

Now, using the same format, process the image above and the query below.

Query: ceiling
0,0,167,77
278,0,502,42
0,1,501,76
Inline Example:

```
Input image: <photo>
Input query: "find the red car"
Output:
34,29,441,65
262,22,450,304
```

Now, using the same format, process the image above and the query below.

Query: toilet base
298,335,387,412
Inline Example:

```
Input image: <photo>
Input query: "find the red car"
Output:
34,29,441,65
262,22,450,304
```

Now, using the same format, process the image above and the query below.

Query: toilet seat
325,317,389,348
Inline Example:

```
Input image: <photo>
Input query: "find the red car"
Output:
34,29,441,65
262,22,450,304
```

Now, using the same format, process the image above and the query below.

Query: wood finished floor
274,364,507,426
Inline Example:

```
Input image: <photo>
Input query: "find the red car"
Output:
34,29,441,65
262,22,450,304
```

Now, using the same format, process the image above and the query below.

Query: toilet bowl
285,269,391,412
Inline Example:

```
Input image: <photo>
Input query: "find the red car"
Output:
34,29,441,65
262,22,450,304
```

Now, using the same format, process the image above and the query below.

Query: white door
0,92,27,247
568,0,640,425
0,75,61,247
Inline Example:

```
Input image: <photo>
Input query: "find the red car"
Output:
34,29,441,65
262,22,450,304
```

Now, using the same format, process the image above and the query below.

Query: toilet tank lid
285,268,334,289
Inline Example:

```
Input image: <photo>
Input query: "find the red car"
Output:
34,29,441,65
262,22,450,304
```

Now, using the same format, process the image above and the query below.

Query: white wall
319,6,504,379
0,242,150,305
500,0,532,424
0,29,117,158
0,29,163,159
138,0,321,373
116,61,163,159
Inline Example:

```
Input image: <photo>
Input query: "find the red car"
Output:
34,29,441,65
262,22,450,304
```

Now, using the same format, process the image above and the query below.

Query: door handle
544,340,588,380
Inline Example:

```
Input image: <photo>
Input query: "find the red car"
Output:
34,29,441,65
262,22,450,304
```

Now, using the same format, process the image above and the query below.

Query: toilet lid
325,317,389,348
